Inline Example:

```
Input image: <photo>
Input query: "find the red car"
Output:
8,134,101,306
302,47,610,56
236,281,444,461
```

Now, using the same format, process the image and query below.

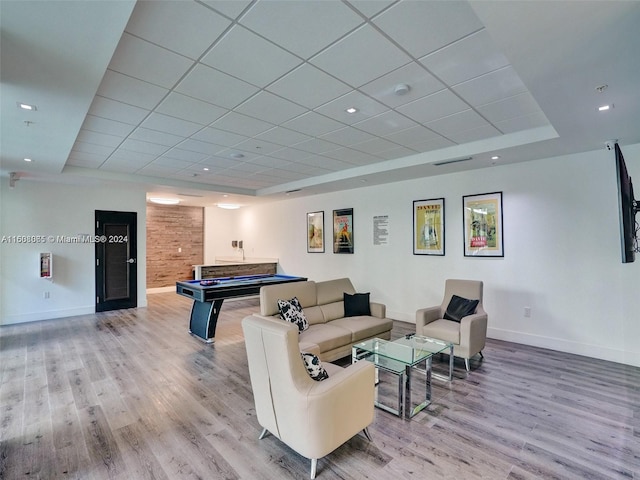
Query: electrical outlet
524,306,531,317
44,291,50,299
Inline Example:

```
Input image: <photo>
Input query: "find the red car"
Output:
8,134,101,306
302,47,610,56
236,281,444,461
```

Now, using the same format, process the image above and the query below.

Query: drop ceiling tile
125,1,230,59
141,113,203,137
109,148,157,164
292,138,341,155
268,63,351,109
248,156,292,169
282,111,344,137
97,70,168,110
319,126,376,147
352,110,418,136
197,155,242,169
211,111,274,137
419,29,509,86
255,127,312,147
373,1,483,58
311,24,411,88
160,148,208,163
199,0,252,19
88,97,150,125
81,115,136,137
477,92,543,123
215,147,261,163
396,90,469,124
76,129,123,148
100,162,141,174
108,33,194,89
268,147,313,162
347,0,395,18
72,141,116,157
138,164,185,176
176,64,259,109
321,147,380,165
447,124,502,144
129,127,185,147
495,112,551,133
410,136,456,153
201,25,301,87
156,93,227,125
383,125,440,147
297,155,353,171
375,146,419,160
314,91,388,125
284,162,332,176
235,91,307,125
192,127,247,147
425,110,490,138
234,138,283,156
117,139,168,156
240,0,363,59
350,137,401,155
68,150,109,166
178,139,226,156
360,62,444,108
452,66,528,107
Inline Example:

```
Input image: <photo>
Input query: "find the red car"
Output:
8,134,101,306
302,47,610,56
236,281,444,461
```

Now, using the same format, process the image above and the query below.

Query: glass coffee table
352,335,453,419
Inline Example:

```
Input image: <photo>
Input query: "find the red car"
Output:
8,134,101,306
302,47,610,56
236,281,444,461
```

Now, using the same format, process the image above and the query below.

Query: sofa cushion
260,281,317,316
421,319,461,345
299,323,353,353
344,292,371,317
277,297,308,332
331,316,394,342
316,278,355,305
443,295,479,323
301,352,329,381
318,301,344,322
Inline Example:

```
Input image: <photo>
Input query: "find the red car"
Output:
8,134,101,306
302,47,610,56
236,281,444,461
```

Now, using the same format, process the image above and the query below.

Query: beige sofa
259,277,393,362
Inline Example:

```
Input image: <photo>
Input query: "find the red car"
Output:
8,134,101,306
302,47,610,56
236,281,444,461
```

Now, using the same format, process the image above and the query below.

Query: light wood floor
1,293,639,479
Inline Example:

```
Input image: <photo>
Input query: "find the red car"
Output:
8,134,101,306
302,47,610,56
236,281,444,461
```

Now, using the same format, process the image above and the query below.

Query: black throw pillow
443,295,479,323
344,292,371,317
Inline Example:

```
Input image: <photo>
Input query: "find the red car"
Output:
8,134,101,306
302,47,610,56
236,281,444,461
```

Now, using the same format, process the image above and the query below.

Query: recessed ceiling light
491,155,500,160
149,197,180,205
24,158,33,162
394,83,410,95
598,104,613,111
345,107,358,114
17,102,37,111
217,203,240,209
203,167,209,171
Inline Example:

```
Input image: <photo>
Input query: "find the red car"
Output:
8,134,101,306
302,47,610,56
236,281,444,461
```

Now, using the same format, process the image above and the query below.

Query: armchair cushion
443,295,479,323
301,352,329,381
278,297,309,332
343,292,371,317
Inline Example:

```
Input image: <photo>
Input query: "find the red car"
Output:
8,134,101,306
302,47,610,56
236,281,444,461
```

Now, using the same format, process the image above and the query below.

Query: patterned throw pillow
277,297,309,332
301,352,329,381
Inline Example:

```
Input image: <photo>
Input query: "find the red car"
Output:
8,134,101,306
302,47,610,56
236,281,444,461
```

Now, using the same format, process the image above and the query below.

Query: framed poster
463,192,503,257
333,208,354,254
307,211,324,253
413,198,444,255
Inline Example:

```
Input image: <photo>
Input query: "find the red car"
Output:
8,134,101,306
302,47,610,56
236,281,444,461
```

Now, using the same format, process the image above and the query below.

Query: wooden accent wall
146,204,203,288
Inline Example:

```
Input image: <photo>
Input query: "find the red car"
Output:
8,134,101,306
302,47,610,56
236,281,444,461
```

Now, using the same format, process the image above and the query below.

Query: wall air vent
285,189,301,194
433,156,473,166
178,193,204,197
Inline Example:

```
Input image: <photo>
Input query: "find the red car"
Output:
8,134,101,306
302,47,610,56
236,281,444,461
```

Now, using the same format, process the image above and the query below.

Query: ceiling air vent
433,156,473,166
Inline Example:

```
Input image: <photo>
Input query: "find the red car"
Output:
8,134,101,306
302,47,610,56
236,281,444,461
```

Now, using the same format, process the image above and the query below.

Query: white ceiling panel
311,24,411,88
240,0,363,59
322,147,384,165
76,129,123,148
268,147,313,162
255,127,312,147
282,111,345,137
97,70,168,110
159,148,208,163
447,124,502,144
452,66,528,107
248,156,292,169
319,126,376,147
375,145,418,160
477,92,543,124
125,0,231,60
425,110,490,138
397,89,469,125
268,63,351,109
118,139,169,156
347,0,395,18
129,127,185,147
419,29,509,86
140,113,203,137
383,125,441,147
495,112,551,134
314,91,388,125
235,91,307,125
199,0,252,20
67,150,109,167
234,138,283,156
201,25,301,87
353,110,418,136
108,33,193,89
373,1,484,58
192,127,247,148
72,141,116,157
410,136,456,153
175,64,259,109
155,93,227,125
178,139,226,156
81,115,136,138
211,112,274,137
351,136,401,156
88,97,150,125
292,138,341,155
108,148,157,165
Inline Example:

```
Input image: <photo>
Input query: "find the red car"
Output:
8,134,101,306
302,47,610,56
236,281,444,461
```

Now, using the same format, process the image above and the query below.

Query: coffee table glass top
354,335,451,367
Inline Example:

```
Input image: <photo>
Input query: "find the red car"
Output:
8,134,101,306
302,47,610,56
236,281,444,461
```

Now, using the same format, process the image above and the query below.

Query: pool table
176,273,307,343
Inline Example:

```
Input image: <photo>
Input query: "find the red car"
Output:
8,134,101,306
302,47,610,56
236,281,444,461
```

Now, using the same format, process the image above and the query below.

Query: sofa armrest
369,302,385,318
415,306,442,333
299,342,321,357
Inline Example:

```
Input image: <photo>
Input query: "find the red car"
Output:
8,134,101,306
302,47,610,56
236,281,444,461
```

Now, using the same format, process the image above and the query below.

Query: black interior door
95,210,137,312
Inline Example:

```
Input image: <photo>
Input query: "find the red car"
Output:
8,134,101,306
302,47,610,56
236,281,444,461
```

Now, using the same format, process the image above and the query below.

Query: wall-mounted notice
373,215,389,246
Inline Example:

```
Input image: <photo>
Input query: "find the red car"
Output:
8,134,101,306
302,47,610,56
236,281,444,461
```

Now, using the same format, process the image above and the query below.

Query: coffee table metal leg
449,345,454,380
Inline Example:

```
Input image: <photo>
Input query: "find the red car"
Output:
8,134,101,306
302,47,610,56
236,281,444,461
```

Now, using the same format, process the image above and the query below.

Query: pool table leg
189,299,224,343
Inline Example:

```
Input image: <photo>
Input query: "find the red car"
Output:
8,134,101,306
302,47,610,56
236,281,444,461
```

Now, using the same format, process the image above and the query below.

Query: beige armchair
415,279,487,371
241,314,375,479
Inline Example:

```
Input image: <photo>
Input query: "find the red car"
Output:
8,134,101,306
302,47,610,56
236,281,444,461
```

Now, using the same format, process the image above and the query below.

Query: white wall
0,179,147,324
233,144,640,367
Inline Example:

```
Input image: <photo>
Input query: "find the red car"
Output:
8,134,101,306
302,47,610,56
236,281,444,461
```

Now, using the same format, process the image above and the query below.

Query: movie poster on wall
463,192,503,257
333,208,354,254
413,198,444,255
